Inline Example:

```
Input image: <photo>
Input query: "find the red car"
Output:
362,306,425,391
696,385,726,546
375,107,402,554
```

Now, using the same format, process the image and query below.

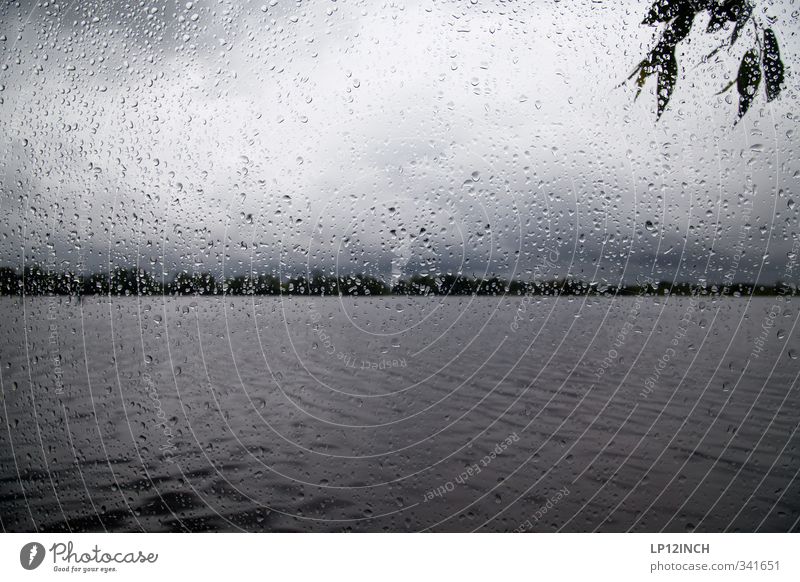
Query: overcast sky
0,0,798,285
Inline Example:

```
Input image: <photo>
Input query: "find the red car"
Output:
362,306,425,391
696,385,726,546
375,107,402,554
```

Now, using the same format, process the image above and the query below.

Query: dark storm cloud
0,0,798,284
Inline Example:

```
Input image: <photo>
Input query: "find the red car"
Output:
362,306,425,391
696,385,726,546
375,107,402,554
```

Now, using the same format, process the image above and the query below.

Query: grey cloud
0,0,798,285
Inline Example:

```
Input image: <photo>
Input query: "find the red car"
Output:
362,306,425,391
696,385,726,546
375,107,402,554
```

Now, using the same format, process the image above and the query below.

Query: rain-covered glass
0,0,798,533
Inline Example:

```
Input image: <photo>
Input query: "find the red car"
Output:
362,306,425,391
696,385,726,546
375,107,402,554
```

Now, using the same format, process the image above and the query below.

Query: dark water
1,295,799,532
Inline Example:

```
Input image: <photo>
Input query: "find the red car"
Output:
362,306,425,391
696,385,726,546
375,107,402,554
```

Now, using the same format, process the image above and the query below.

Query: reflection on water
1,296,799,532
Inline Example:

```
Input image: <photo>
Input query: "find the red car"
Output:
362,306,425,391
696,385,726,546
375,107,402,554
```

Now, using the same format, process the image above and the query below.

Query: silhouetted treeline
390,275,796,297
0,267,390,297
0,267,795,298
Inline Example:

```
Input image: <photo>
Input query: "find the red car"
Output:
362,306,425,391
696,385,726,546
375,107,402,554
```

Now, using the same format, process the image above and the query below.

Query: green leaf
729,3,752,45
736,48,761,121
657,49,678,119
622,57,656,96
643,0,687,25
702,40,727,64
717,78,736,95
635,66,650,101
706,3,729,32
707,0,748,33
723,0,751,21
627,59,649,81
650,38,676,68
662,7,696,45
762,28,785,102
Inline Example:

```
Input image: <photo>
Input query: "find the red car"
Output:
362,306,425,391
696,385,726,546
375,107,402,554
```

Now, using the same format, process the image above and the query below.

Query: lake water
1,295,799,532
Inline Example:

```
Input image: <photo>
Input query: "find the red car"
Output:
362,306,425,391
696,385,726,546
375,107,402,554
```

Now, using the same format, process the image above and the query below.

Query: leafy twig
629,0,785,121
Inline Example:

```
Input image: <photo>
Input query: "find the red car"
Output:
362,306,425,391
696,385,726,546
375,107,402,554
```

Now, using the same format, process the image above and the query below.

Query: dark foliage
0,267,793,298
632,0,785,121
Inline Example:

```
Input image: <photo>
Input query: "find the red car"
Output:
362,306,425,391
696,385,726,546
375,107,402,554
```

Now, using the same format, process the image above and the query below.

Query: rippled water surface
1,296,799,532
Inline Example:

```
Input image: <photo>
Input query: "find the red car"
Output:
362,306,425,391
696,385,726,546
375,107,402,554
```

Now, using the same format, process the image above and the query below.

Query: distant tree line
0,266,794,298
